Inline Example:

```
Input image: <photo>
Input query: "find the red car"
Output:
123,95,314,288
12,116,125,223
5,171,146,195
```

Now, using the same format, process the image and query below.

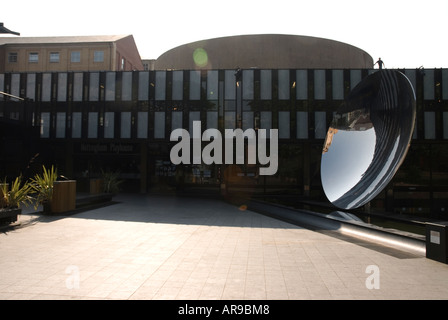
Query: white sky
321,129,375,202
2,0,447,68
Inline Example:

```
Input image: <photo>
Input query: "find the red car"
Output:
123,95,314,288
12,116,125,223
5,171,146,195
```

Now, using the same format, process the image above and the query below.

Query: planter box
0,207,20,224
90,179,104,195
51,180,76,213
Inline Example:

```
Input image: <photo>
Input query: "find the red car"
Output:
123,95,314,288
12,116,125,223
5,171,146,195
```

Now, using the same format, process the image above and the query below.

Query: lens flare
193,48,208,68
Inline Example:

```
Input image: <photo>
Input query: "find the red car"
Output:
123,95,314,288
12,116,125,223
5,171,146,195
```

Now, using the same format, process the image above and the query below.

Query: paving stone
1,194,448,300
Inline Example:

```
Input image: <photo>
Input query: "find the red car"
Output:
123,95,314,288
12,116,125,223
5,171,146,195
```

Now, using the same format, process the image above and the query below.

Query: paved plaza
1,194,448,300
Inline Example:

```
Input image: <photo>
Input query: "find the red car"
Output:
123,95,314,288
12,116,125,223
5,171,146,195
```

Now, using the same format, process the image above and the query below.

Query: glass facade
1,68,447,217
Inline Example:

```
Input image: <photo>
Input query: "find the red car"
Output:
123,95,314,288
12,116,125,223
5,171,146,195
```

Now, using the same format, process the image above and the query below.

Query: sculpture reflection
321,70,416,210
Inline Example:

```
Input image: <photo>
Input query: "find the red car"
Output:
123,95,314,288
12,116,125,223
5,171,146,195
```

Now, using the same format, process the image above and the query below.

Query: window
121,72,132,101
296,70,308,100
154,112,165,139
137,112,148,138
243,112,253,131
105,72,116,101
41,73,51,102
424,69,435,100
278,111,290,138
225,112,236,130
88,112,98,138
93,51,104,62
203,111,218,141
89,72,99,101
49,52,60,63
314,111,327,139
260,70,272,100
26,73,36,100
8,53,18,63
405,69,417,94
120,112,131,139
104,112,115,138
172,71,183,100
73,73,83,102
10,112,19,120
442,69,448,100
11,74,20,99
260,111,272,138
225,70,236,100
207,111,218,130
155,71,166,100
207,70,218,100
71,112,82,138
242,70,254,100
350,70,362,90
424,112,436,139
138,72,149,101
332,70,344,100
40,113,50,138
71,51,81,63
56,112,66,138
170,112,182,136
189,70,201,100
189,111,200,134
297,111,308,139
278,70,290,100
57,73,67,101
29,53,39,63
314,70,326,100
444,112,448,140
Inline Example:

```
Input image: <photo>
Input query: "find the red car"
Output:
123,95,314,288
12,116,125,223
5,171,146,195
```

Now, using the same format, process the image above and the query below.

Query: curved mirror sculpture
321,70,416,210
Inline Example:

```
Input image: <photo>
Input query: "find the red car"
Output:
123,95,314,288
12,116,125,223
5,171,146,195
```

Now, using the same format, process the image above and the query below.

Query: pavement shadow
18,193,301,230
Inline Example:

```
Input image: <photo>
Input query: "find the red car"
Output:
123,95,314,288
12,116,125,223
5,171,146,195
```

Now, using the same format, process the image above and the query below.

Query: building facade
0,34,447,218
1,67,448,219
155,34,373,70
0,35,144,73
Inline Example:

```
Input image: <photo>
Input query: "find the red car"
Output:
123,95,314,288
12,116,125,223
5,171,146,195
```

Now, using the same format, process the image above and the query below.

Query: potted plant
30,165,58,214
101,170,123,195
0,176,34,224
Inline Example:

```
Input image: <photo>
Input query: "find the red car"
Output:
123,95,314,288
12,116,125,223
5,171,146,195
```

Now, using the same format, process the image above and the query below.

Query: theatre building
1,34,447,218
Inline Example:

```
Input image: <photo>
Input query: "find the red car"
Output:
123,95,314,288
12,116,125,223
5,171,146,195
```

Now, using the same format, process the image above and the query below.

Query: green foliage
0,182,7,208
101,170,123,194
0,176,34,209
30,165,58,208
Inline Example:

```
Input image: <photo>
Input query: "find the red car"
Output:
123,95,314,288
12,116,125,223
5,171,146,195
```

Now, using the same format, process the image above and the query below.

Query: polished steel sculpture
321,70,416,210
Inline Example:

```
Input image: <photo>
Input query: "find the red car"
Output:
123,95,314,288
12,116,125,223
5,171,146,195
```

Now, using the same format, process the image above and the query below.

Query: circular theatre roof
154,34,373,70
